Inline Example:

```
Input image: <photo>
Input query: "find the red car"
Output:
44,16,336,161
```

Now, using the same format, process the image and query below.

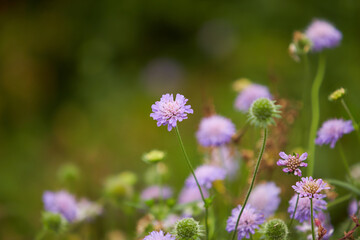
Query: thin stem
289,193,300,228
310,199,316,240
231,128,267,240
341,99,359,131
308,53,326,176
175,126,209,240
157,163,164,219
338,142,353,181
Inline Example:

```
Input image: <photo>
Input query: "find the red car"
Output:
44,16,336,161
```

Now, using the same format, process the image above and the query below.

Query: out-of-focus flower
57,163,80,184
162,214,182,230
235,84,272,112
277,152,308,176
296,212,334,240
42,211,68,233
174,218,203,240
288,31,312,62
196,115,236,147
142,150,166,164
248,182,281,218
248,98,281,128
211,146,240,179
104,172,137,200
76,199,103,222
350,163,360,182
141,185,173,201
232,78,252,92
178,186,209,204
293,177,329,199
144,230,176,240
43,191,77,222
288,194,327,223
315,119,354,148
226,204,265,239
329,88,346,101
348,199,360,216
185,165,226,189
305,20,342,52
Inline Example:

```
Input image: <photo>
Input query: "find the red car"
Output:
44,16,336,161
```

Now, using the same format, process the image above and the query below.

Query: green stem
231,128,267,240
175,126,209,240
341,99,359,131
289,193,300,228
310,198,316,240
327,194,352,209
308,53,326,176
157,163,164,219
338,142,353,181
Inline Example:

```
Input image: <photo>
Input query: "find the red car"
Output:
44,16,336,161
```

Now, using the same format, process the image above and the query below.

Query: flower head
142,150,166,164
150,93,193,131
277,152,308,176
174,218,203,240
185,165,226,189
196,115,236,147
248,182,281,218
42,212,68,233
305,20,342,52
329,88,346,101
43,190,78,222
315,118,354,148
288,194,327,222
226,204,265,240
248,98,281,128
292,177,330,199
288,31,312,61
141,185,173,201
144,230,176,240
178,186,209,204
76,199,103,222
235,84,272,112
263,219,288,240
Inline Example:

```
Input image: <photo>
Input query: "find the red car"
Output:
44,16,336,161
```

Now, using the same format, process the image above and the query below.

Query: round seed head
248,98,281,128
263,219,288,240
174,218,202,240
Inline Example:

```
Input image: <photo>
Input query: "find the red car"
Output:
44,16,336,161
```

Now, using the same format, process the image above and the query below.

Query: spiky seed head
42,211,68,233
329,87,346,101
174,218,202,240
142,150,166,164
248,98,281,128
263,219,288,240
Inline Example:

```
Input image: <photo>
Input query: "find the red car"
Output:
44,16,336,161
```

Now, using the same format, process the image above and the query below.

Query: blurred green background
0,0,359,239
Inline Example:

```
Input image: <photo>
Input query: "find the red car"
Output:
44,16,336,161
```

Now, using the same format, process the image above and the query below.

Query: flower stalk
310,199,316,240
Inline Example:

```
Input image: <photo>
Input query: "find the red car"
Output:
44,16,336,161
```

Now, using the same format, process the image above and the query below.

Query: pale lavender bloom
315,119,354,148
226,204,265,240
296,212,333,240
43,190,77,222
277,152,308,176
288,194,327,223
293,177,330,199
248,182,281,218
150,93,193,131
211,146,239,179
234,84,272,112
178,186,209,204
141,185,173,201
196,115,236,147
144,230,175,240
305,20,342,52
348,199,360,216
185,165,226,189
76,199,103,222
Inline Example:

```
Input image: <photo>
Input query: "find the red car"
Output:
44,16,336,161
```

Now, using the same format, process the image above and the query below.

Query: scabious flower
348,199,360,216
76,199,103,222
141,185,173,201
288,194,327,222
296,212,333,240
185,165,226,189
234,84,272,112
196,115,236,147
263,219,288,240
329,87,346,101
178,186,209,204
315,118,354,148
174,218,203,240
248,182,281,218
144,230,176,240
150,93,193,131
277,152,308,176
43,190,78,222
248,98,281,128
211,146,239,179
305,20,342,52
226,204,265,239
293,177,330,199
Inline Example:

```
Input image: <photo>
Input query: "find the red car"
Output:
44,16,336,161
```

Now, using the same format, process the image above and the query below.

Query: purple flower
305,20,342,52
288,194,327,223
348,199,360,216
150,93,193,131
234,84,272,112
185,165,226,189
196,115,236,147
144,230,176,240
315,118,354,148
226,204,265,240
211,146,239,179
76,198,103,222
292,177,330,199
277,152,308,176
296,212,333,240
248,182,281,218
43,190,77,222
178,186,209,204
141,185,173,201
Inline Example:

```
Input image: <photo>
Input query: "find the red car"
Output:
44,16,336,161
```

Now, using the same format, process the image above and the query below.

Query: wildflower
315,118,354,148
248,98,281,128
178,186,209,204
150,93,193,131
328,88,346,101
144,230,176,240
293,177,330,199
174,218,203,240
185,165,226,189
277,152,308,176
142,150,166,164
42,212,68,233
43,191,77,222
305,20,342,52
262,219,288,240
211,146,239,179
348,199,360,216
196,115,236,147
226,204,265,239
76,199,103,222
141,185,173,201
296,212,334,240
235,84,272,112
248,182,281,218
288,194,327,222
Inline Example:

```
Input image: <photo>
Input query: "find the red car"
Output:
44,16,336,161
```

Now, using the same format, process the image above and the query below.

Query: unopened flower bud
142,150,166,164
248,98,281,128
263,219,288,240
329,87,345,101
42,211,68,233
174,218,203,240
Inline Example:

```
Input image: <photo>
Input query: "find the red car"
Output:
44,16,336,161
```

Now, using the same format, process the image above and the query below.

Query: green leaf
327,179,360,196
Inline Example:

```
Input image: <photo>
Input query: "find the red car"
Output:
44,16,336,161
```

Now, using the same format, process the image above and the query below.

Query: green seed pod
42,211,68,233
174,218,203,240
248,98,281,128
263,219,288,240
